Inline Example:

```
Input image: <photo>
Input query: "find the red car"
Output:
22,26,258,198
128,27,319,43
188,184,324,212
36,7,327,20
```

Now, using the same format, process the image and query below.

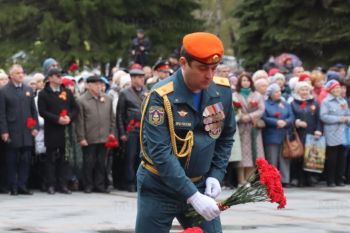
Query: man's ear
179,57,187,68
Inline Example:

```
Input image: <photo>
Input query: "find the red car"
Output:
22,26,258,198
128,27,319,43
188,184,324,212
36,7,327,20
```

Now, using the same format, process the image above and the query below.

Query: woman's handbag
282,126,304,159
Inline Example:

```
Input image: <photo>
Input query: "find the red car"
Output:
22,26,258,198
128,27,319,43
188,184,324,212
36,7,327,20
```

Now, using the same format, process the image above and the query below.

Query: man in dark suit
38,68,78,194
0,64,39,195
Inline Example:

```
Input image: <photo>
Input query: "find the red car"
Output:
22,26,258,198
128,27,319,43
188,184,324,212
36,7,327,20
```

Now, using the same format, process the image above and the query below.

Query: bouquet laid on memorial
180,227,203,233
26,117,37,129
187,158,287,225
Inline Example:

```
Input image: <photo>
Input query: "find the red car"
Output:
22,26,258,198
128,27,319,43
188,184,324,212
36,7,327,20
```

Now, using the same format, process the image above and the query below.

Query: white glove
205,177,221,199
187,191,220,221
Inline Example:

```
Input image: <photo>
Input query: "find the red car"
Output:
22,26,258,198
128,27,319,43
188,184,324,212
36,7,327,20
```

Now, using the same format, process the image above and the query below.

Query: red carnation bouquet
180,227,203,233
60,109,68,117
186,158,286,225
26,117,37,129
105,135,119,149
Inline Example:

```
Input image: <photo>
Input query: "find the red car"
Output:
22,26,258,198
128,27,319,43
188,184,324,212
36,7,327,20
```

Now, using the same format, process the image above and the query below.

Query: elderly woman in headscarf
262,83,295,187
269,72,291,101
290,81,322,186
254,78,269,99
320,80,350,187
252,70,268,83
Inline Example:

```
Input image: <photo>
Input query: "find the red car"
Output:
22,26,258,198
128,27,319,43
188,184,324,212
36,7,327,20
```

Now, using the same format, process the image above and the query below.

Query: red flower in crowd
26,117,37,129
105,135,119,149
233,101,242,108
68,63,78,72
126,119,141,133
256,158,287,209
274,112,281,118
180,227,203,233
250,101,259,108
300,101,307,109
60,109,68,117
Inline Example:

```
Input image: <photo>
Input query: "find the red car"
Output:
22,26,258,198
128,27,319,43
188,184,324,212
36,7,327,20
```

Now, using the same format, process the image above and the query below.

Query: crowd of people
0,50,349,196
224,59,350,189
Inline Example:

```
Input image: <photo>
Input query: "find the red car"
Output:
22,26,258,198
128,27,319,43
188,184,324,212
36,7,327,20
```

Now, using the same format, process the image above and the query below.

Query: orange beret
183,32,224,65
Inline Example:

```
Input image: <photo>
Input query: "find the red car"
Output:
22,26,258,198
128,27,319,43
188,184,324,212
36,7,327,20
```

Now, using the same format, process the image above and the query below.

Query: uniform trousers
135,166,222,233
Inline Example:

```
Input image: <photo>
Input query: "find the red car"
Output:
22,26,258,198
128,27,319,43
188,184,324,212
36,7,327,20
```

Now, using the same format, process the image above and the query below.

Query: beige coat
76,91,115,144
233,91,265,167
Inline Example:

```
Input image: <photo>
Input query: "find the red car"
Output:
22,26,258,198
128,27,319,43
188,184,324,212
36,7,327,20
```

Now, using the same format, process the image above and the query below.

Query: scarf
240,88,251,99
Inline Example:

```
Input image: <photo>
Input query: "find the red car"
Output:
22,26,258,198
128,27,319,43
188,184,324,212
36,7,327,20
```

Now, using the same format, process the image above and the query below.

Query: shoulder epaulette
155,81,174,97
213,76,230,87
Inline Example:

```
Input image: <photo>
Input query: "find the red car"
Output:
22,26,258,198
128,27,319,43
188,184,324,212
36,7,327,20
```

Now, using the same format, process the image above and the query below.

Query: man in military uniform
136,32,235,233
145,60,172,90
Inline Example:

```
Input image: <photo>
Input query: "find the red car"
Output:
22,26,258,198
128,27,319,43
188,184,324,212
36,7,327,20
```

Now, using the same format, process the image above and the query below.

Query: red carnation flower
274,112,281,118
26,117,37,129
60,109,68,117
250,101,259,108
300,100,307,109
105,135,119,149
68,63,78,72
180,227,203,233
233,101,242,108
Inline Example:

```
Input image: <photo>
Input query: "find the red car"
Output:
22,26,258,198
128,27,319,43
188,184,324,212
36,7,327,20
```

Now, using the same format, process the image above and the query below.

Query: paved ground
1,185,350,233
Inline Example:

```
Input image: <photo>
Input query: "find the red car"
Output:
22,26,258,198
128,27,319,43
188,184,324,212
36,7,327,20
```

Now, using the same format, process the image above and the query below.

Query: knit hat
268,68,279,77
252,70,268,82
299,73,311,82
288,76,299,91
269,72,285,83
325,80,340,92
266,83,281,97
43,58,58,76
62,77,75,87
326,70,340,82
294,81,313,94
254,78,269,88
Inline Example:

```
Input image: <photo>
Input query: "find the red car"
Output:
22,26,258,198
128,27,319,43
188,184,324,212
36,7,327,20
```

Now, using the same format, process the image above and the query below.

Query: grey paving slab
0,186,349,233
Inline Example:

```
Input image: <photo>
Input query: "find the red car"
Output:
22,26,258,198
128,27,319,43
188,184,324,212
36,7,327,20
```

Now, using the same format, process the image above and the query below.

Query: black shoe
0,188,8,194
84,187,92,193
10,188,18,196
106,185,113,193
94,187,110,194
327,183,336,187
127,185,136,192
282,183,291,188
18,187,33,195
60,186,72,194
336,182,345,187
47,186,55,195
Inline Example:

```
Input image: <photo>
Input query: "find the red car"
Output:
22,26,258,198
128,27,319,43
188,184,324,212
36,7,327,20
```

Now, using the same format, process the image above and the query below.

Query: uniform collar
173,70,219,112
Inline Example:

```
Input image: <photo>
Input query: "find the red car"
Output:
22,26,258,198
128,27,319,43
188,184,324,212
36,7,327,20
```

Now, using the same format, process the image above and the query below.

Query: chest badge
203,102,225,139
178,110,188,117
